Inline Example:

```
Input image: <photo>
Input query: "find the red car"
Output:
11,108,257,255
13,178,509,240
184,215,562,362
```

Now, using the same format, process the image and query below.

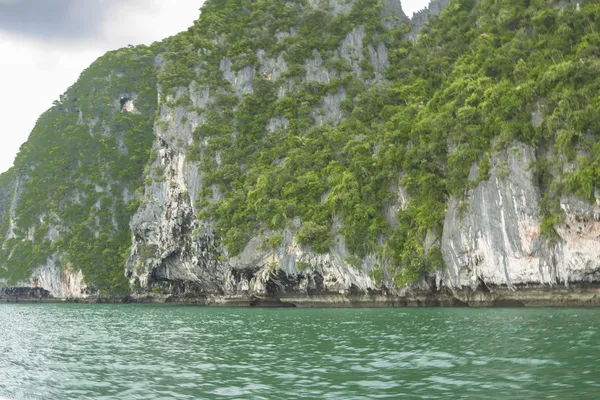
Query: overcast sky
0,0,430,174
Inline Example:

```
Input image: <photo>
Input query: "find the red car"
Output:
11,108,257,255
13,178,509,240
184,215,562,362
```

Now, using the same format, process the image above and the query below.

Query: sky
0,0,430,174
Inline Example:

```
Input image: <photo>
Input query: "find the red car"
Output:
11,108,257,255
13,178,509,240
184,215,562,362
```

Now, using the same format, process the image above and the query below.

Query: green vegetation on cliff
1,0,599,292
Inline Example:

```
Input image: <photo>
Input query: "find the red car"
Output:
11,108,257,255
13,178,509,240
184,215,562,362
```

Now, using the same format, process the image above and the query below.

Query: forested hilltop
1,0,599,306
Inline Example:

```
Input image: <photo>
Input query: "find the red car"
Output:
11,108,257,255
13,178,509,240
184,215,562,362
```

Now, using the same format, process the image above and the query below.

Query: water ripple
0,305,598,399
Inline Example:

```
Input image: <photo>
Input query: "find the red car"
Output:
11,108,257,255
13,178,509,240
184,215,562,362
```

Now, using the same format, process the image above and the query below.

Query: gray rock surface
381,0,409,29
313,88,346,125
0,178,14,234
441,142,600,290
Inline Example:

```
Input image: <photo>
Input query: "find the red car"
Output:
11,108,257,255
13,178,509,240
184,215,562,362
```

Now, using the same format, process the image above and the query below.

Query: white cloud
401,0,431,17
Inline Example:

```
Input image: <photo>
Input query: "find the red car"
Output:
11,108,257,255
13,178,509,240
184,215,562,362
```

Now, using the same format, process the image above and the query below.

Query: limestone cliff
2,0,600,306
125,0,409,301
441,142,600,290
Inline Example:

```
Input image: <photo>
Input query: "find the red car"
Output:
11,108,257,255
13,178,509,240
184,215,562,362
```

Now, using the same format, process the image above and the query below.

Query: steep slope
126,0,417,299
0,45,160,296
394,0,600,292
1,0,600,305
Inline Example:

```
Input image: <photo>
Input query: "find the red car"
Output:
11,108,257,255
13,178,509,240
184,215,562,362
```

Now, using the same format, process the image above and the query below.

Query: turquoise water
0,305,599,399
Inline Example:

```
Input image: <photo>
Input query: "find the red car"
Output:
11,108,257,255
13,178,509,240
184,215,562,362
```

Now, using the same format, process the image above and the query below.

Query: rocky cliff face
125,0,409,300
2,0,600,305
441,142,600,290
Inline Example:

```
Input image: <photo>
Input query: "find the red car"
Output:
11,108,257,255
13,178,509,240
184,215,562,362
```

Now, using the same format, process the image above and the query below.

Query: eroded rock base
3,285,599,307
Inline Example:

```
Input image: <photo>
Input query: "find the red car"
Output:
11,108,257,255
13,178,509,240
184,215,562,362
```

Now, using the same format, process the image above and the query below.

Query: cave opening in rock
119,96,131,108
119,96,135,112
